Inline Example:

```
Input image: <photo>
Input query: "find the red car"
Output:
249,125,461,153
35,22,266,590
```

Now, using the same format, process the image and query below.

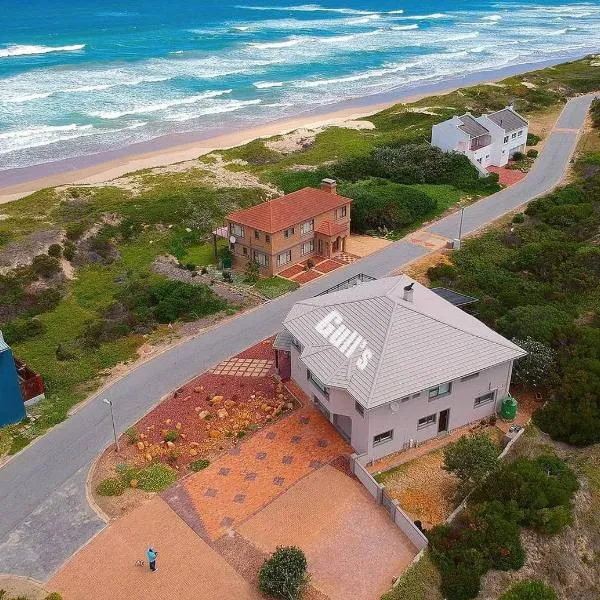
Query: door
438,409,450,434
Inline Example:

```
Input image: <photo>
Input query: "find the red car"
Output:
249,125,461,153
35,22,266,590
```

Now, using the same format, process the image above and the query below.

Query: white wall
290,345,515,461
431,119,470,154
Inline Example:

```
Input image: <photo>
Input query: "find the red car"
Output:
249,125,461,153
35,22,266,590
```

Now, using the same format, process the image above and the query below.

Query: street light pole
103,398,119,452
457,207,465,242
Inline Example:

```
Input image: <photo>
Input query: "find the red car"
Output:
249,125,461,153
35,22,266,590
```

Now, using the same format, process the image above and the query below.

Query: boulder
189,448,198,457
194,386,204,393
212,395,224,405
217,408,229,419
130,479,138,488
175,422,182,430
136,441,145,451
198,411,210,420
145,452,152,462
224,400,236,408
166,419,172,425
209,429,221,439
183,396,192,402
166,441,175,448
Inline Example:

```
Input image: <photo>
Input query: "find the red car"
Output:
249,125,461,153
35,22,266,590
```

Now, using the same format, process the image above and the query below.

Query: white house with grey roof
274,275,526,461
431,105,528,172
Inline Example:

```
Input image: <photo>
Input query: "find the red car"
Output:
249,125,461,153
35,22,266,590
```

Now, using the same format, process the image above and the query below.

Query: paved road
0,94,594,582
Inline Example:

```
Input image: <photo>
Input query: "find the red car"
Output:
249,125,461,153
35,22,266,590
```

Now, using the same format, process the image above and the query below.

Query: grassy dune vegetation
1,56,599,454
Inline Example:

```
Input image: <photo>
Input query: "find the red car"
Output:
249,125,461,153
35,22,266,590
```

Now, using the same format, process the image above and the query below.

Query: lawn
253,276,300,299
181,239,226,267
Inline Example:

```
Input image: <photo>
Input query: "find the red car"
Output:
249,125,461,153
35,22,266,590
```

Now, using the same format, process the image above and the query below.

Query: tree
443,433,499,489
244,260,260,283
47,243,62,258
259,546,308,600
499,579,557,600
511,337,556,387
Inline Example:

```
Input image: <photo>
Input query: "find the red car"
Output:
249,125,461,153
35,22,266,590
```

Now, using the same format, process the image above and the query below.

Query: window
336,206,347,219
300,219,314,235
417,414,436,429
253,251,268,267
474,391,496,407
400,396,410,403
277,250,292,267
477,157,482,164
518,130,523,136
503,135,509,143
242,246,248,256
485,154,490,159
355,401,365,417
429,382,452,399
307,369,328,397
254,230,260,240
373,430,393,446
283,227,294,239
511,132,517,139
230,223,244,238
265,234,271,243
291,336,303,352
301,239,314,256
412,392,421,399
461,372,479,382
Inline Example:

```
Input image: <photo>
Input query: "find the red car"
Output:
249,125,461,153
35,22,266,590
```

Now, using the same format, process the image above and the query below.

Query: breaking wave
0,43,86,58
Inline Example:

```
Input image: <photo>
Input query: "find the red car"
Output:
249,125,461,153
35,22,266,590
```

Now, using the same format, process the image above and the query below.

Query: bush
590,98,600,129
526,149,538,158
526,133,541,146
244,260,260,283
511,151,525,161
340,178,436,233
31,254,61,278
163,430,178,442
62,240,76,261
259,546,308,600
443,433,499,489
97,477,125,496
125,427,137,444
512,213,525,223
222,270,233,283
499,579,557,600
511,337,556,387
136,462,177,492
2,317,43,344
44,594,64,600
191,458,210,471
47,243,62,258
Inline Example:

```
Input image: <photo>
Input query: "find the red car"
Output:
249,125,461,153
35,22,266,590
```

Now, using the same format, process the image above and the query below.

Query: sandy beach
0,55,585,204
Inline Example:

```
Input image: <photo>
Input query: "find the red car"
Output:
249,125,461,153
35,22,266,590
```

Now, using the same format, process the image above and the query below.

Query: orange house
226,179,352,276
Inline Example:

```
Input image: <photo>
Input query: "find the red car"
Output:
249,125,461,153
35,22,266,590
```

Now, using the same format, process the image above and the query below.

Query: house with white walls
273,276,526,461
431,105,528,172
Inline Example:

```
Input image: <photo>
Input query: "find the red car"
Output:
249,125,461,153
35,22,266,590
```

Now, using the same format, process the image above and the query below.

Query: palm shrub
259,546,308,600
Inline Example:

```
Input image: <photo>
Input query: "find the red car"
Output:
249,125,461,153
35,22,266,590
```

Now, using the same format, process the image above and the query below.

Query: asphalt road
0,93,595,582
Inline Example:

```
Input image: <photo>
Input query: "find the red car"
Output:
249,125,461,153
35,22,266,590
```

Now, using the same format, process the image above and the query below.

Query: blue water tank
0,332,26,427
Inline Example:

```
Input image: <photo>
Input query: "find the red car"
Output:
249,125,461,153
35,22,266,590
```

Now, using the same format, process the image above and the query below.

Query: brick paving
292,269,324,284
487,165,528,186
210,357,273,377
166,402,351,541
278,255,352,286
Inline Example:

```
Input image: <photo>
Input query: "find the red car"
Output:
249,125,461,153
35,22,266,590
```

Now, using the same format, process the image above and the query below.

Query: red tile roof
226,187,352,233
314,221,348,237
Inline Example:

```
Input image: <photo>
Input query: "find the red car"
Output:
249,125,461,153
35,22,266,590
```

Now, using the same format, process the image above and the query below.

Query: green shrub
512,213,525,223
163,430,178,442
244,260,260,283
499,579,557,600
511,337,556,387
44,593,64,600
590,98,600,129
2,317,43,344
443,433,499,490
526,133,541,146
47,243,62,258
97,477,125,496
125,427,138,444
526,149,538,158
511,151,525,161
31,254,61,278
62,240,76,261
259,546,308,600
136,462,177,492
191,458,210,471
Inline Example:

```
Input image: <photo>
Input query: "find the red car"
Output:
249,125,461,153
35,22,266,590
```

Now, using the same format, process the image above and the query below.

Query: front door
438,409,450,434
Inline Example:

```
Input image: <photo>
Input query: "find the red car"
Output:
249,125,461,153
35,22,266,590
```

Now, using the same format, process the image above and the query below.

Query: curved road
0,93,595,582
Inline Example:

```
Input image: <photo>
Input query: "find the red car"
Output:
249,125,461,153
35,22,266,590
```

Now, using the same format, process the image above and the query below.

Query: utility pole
458,207,465,242
103,398,119,452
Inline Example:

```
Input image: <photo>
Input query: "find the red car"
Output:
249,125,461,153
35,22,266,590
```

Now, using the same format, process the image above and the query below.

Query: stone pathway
164,402,350,541
209,357,273,377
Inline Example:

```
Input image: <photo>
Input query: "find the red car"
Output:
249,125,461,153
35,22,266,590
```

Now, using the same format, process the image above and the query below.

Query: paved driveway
0,93,595,581
48,497,261,600
237,465,417,600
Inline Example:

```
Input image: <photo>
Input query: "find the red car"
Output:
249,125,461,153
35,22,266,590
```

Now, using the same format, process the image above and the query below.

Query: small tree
499,579,557,600
245,260,260,283
48,243,62,258
511,337,556,388
443,433,499,490
259,546,308,600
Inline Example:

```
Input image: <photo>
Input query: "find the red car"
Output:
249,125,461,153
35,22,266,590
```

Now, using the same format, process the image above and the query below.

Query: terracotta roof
227,187,352,233
315,221,348,237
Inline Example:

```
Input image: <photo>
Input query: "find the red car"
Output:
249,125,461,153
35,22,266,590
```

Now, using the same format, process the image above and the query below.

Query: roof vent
403,282,414,302
320,178,337,194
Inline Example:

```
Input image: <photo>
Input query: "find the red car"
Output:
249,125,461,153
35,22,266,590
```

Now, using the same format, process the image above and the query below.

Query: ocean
1,0,599,171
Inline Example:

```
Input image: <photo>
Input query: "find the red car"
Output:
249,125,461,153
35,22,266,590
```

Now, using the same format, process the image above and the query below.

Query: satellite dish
229,235,237,244
390,401,401,413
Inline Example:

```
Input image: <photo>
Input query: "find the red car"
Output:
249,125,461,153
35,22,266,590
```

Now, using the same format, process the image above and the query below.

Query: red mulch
487,165,527,186
120,337,296,473
293,270,323,284
315,259,345,273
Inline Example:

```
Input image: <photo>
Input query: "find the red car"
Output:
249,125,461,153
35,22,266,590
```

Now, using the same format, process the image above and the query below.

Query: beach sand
0,55,582,204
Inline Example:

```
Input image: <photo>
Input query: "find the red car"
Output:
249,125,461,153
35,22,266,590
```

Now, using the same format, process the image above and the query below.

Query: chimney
403,282,414,303
320,178,337,194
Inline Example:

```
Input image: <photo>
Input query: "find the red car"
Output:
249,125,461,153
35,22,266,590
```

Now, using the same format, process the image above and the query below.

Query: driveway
0,93,595,582
48,496,260,600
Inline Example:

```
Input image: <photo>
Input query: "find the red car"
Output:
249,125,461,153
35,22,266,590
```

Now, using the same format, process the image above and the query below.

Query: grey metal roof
458,114,490,138
487,107,528,132
273,329,293,351
431,287,478,307
282,276,525,409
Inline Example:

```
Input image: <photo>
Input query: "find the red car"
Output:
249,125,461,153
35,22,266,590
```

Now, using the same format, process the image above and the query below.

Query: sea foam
0,44,86,58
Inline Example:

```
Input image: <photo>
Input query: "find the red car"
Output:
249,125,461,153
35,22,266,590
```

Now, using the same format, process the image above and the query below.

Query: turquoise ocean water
0,0,599,171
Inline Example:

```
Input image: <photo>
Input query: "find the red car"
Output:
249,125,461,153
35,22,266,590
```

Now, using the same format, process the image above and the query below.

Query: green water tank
500,395,518,421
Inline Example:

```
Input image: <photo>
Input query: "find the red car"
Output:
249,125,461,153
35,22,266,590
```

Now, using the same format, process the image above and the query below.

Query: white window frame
283,227,294,239
417,414,437,429
517,130,523,136
511,132,517,139
373,430,393,446
301,239,314,256
300,220,314,235
474,390,496,408
429,382,452,399
307,369,328,397
277,250,292,267
336,206,347,220
503,135,509,144
253,251,268,267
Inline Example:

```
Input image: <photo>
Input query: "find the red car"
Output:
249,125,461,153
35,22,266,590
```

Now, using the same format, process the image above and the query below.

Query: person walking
147,547,158,572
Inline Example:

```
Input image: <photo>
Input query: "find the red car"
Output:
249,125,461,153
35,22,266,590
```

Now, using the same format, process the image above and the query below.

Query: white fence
350,453,428,551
